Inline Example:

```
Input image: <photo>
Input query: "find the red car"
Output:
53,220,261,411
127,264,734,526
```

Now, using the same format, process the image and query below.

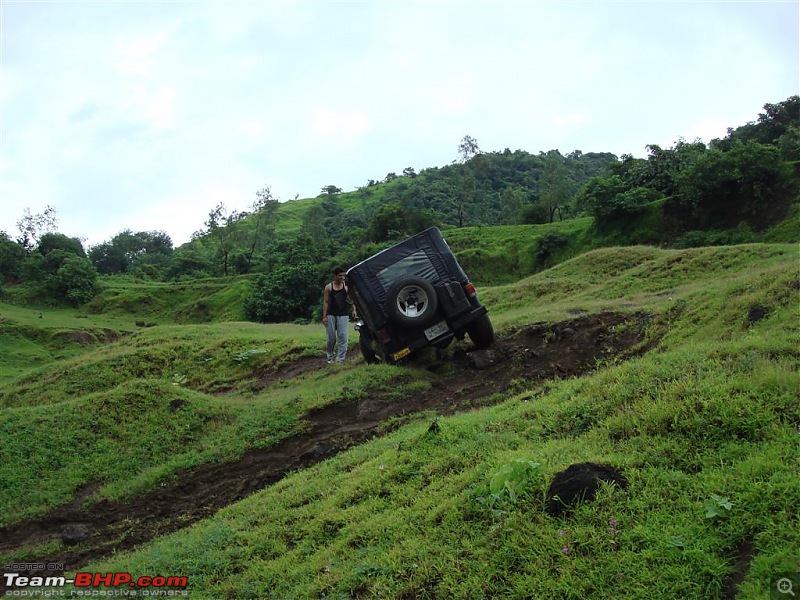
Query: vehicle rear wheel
359,328,382,364
466,313,494,349
386,276,438,327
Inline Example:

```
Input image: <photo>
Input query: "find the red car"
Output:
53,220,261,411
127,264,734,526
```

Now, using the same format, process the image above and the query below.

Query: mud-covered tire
359,329,382,364
386,276,438,327
466,313,494,349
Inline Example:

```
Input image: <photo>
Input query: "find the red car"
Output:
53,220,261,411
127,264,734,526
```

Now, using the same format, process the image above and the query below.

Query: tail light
376,328,392,344
464,282,477,298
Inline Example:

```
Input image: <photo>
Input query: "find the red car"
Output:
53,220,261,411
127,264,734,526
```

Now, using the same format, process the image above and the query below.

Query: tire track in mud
0,311,655,587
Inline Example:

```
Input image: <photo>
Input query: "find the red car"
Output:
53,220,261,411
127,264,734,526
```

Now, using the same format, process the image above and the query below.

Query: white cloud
112,30,171,77
308,105,372,140
0,0,797,247
552,113,591,129
120,84,179,132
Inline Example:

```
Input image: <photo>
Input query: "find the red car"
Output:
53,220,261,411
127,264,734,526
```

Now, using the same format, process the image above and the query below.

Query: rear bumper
381,305,488,362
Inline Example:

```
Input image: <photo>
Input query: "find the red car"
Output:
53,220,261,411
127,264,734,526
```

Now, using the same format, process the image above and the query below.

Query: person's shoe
326,359,333,364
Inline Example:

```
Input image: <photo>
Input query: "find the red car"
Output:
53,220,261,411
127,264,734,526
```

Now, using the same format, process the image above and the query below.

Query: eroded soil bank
0,311,655,586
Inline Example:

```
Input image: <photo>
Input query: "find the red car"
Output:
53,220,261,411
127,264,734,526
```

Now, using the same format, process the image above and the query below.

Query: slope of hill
0,241,797,599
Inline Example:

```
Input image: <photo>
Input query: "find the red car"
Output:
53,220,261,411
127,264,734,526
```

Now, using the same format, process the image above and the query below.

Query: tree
44,253,99,305
540,150,574,222
244,187,280,272
243,261,320,323
576,175,660,229
641,140,706,196
16,206,58,250
320,185,343,196
89,230,173,276
457,135,481,163
37,232,86,258
0,233,25,283
673,140,791,229
499,186,527,224
366,202,438,242
455,135,482,228
22,246,99,305
205,203,246,276
713,95,800,160
520,203,550,225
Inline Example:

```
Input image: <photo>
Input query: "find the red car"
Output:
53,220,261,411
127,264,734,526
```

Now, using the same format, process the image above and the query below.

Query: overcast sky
1,0,797,248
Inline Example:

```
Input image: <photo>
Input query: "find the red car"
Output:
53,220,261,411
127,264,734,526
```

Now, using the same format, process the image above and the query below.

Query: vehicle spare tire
466,313,494,349
386,276,438,327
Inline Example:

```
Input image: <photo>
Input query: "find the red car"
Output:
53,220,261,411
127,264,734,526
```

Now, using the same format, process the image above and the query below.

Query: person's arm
322,284,330,324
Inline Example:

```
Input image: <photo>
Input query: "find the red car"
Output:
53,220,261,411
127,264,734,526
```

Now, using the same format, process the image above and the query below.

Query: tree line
1,96,796,314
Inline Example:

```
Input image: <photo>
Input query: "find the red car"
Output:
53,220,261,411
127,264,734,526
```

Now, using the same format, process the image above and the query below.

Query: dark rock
546,462,628,517
300,444,326,461
468,348,495,370
747,306,768,324
61,523,90,546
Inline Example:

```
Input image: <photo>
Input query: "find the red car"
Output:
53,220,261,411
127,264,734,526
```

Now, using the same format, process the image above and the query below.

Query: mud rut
0,311,655,585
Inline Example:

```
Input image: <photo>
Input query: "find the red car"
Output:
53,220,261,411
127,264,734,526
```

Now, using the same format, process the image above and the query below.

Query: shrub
534,232,569,269
45,253,100,305
244,262,320,323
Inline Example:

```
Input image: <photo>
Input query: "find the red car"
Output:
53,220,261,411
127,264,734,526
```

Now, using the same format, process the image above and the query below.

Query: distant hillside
1,96,796,321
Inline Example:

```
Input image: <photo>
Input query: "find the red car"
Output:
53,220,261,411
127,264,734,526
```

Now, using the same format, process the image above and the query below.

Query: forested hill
1,96,798,319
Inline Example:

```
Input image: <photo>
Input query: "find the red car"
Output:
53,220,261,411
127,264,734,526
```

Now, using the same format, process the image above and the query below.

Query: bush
0,234,25,283
534,232,569,269
673,226,757,249
44,253,100,306
520,204,550,224
577,175,663,230
673,141,792,230
244,262,321,323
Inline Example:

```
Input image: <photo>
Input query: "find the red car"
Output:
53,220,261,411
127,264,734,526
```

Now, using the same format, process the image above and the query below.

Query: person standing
322,267,356,363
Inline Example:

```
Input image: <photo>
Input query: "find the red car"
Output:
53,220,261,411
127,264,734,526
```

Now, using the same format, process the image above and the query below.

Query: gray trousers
326,315,349,362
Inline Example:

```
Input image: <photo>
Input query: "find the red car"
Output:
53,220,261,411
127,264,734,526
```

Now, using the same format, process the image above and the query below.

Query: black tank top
328,285,349,316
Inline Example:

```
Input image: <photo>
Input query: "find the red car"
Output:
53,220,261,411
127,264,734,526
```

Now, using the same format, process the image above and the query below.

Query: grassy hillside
442,219,594,285
0,241,798,599
83,275,255,323
0,303,137,386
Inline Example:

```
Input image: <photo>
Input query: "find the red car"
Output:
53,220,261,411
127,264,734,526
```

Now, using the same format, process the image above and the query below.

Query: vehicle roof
346,227,447,277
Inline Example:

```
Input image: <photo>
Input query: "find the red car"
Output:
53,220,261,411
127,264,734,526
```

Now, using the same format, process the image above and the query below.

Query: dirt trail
0,311,654,586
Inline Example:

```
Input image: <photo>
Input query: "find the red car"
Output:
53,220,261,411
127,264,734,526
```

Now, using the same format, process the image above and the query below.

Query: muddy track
0,311,655,586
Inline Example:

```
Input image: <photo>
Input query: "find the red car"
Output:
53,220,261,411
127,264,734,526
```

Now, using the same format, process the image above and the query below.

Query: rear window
376,250,438,289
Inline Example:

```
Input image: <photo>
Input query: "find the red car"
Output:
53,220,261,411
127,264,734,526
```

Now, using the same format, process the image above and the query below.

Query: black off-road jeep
346,227,494,363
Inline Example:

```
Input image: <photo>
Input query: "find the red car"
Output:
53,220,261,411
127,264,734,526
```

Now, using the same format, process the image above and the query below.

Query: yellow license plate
392,347,411,361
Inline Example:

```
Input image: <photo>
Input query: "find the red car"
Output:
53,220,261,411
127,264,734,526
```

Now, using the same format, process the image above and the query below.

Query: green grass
481,243,797,329
72,315,799,598
0,302,138,386
442,219,594,285
3,239,799,599
83,275,255,323
0,355,419,525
